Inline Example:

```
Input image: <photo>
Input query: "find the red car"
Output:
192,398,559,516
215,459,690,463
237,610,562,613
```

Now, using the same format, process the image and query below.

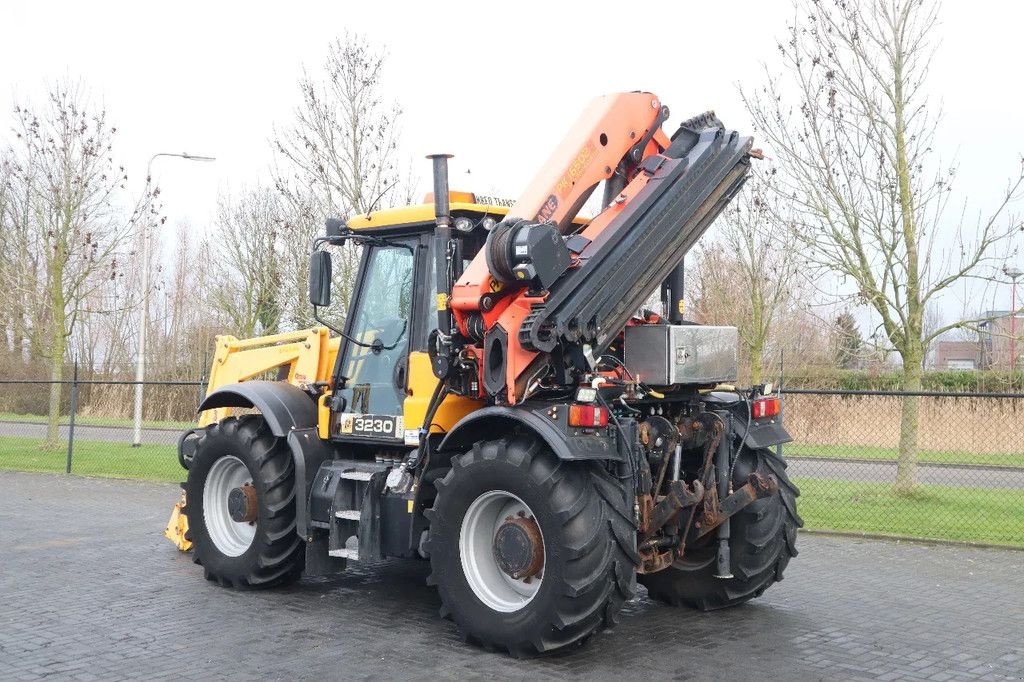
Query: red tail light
568,404,609,428
752,396,780,419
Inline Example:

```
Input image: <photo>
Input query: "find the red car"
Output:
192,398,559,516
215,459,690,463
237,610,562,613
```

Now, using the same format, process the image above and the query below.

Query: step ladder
327,469,378,561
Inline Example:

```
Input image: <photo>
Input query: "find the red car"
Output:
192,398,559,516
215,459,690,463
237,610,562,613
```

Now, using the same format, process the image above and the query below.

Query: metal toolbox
623,325,738,385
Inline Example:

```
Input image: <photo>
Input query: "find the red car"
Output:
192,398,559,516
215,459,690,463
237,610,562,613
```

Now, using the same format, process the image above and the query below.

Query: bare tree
692,169,802,384
272,33,408,329
273,32,404,218
2,84,143,446
212,187,284,338
0,153,17,367
744,0,1024,492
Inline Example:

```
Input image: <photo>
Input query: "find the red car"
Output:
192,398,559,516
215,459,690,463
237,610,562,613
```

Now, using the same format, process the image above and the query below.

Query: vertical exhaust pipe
428,153,453,228
427,154,455,378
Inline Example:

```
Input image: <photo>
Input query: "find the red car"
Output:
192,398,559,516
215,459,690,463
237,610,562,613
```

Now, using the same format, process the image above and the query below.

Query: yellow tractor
171,92,801,655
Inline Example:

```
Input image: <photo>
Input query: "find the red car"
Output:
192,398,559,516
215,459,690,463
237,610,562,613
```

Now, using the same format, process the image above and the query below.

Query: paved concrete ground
3,421,1022,489
1,471,1022,681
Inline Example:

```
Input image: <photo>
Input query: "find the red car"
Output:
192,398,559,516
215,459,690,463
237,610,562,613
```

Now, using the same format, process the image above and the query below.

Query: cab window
337,242,415,416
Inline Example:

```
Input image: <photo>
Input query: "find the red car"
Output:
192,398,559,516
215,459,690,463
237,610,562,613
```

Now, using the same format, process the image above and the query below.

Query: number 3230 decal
338,413,403,439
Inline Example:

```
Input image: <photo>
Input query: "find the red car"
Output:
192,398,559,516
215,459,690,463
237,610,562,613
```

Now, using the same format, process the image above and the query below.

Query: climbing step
328,547,358,560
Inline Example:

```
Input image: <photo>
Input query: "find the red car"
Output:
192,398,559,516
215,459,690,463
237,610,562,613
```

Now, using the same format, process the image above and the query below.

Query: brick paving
0,470,1021,681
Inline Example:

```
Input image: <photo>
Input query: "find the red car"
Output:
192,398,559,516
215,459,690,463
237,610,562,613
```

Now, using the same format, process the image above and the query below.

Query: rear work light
752,396,780,419
568,404,609,428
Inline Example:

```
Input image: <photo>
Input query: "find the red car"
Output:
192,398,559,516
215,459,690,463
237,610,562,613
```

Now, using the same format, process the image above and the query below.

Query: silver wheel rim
203,455,256,557
459,490,544,613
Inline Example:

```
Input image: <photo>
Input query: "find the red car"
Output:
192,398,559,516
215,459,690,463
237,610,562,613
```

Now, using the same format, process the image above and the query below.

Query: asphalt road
1,471,1021,681
0,420,182,445
3,420,1021,489
785,457,1024,489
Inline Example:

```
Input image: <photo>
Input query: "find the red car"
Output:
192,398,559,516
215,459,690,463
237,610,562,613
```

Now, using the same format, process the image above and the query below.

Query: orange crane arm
450,92,670,330
441,93,752,405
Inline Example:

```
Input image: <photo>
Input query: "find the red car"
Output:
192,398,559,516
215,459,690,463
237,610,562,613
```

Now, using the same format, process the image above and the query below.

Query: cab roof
346,202,514,231
346,194,590,232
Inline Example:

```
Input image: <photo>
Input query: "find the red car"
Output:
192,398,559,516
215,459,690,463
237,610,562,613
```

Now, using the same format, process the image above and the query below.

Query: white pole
132,153,216,447
131,218,150,446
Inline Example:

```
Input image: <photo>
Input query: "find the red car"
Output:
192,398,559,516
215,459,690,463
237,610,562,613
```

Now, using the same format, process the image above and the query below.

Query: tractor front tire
425,434,636,656
184,415,304,589
639,445,801,609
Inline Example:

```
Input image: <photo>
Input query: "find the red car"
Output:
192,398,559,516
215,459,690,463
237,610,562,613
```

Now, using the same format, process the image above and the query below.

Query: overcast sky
3,0,1023,330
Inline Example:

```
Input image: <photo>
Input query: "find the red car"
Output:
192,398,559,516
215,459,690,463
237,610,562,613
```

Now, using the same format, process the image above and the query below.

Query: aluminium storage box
623,325,738,385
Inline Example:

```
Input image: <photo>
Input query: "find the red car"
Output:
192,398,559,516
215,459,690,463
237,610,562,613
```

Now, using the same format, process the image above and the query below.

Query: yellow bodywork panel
346,200,589,231
347,201,511,230
198,331,480,441
404,352,482,435
318,391,332,440
165,489,192,551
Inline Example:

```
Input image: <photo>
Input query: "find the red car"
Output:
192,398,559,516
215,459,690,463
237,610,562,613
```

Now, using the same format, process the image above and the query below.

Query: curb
799,528,1024,552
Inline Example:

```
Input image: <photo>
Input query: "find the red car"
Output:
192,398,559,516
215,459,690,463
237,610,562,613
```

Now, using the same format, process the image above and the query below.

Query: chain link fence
0,370,204,482
0,376,1020,547
779,388,1023,547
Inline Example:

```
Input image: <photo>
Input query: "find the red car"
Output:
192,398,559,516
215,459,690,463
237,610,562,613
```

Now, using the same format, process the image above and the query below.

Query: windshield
336,242,415,416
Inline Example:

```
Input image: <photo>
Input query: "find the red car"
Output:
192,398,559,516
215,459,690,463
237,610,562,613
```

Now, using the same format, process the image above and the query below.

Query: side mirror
309,250,332,307
325,218,344,237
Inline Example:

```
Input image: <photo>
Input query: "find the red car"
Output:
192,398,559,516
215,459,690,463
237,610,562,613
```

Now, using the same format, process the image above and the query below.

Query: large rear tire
639,445,801,609
425,434,636,656
184,415,304,589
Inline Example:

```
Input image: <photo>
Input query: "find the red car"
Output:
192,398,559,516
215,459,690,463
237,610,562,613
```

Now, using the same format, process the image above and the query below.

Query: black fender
437,405,625,461
198,380,318,436
700,391,792,450
196,380,328,540
734,418,792,450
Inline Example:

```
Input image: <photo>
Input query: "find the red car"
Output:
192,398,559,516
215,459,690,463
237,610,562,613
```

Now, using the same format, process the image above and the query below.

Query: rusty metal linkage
644,479,704,542
693,472,778,540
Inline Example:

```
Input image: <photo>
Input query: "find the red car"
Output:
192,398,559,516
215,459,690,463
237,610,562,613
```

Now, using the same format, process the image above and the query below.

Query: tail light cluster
752,396,780,419
568,404,609,428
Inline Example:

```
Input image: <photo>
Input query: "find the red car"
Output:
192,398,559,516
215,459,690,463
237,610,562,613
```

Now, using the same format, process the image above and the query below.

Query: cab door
331,239,416,442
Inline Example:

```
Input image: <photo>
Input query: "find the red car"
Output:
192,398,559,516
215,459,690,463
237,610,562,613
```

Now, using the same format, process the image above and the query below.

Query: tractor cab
308,196,519,450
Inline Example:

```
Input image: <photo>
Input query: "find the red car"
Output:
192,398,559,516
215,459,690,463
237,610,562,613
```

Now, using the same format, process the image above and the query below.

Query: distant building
979,310,1021,370
935,340,982,370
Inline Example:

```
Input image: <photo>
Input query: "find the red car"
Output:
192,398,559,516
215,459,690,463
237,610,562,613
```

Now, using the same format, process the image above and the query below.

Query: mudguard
195,381,326,540
700,391,792,449
197,380,318,436
438,405,627,461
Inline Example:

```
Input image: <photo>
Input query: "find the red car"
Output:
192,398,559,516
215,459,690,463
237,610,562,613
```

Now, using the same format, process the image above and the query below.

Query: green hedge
780,368,1024,392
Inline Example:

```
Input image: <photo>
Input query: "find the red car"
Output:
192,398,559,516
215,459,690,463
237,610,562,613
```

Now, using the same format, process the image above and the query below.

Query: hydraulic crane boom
450,92,670,328
439,92,755,405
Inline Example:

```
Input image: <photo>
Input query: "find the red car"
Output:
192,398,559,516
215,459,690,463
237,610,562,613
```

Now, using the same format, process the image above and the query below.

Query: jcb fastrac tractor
171,91,801,655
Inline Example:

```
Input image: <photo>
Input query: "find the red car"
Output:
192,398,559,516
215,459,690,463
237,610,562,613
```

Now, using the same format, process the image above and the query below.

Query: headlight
454,216,474,232
481,216,497,231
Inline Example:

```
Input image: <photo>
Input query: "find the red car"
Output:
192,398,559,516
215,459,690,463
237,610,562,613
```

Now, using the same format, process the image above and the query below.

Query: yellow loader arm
198,328,340,427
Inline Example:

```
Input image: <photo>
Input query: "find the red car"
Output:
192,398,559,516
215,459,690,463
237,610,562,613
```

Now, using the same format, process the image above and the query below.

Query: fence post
776,349,784,460
65,359,79,474
197,371,206,408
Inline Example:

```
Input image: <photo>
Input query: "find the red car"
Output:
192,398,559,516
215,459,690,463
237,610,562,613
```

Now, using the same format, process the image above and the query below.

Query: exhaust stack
427,153,453,228
427,154,455,377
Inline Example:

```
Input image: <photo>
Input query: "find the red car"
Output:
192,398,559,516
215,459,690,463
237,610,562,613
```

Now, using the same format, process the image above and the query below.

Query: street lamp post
1005,265,1024,376
132,152,216,447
